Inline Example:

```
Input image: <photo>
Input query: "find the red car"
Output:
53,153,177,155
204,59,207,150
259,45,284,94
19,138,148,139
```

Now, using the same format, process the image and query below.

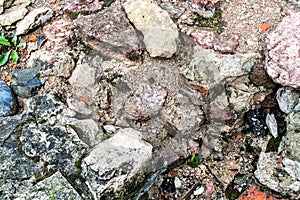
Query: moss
266,137,282,152
194,8,224,33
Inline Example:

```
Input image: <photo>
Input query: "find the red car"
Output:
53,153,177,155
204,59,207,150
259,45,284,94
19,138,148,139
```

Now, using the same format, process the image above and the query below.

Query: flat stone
14,172,82,200
0,81,17,117
81,128,152,199
0,6,27,26
74,2,140,59
68,62,98,89
16,7,53,35
123,0,178,58
181,46,260,88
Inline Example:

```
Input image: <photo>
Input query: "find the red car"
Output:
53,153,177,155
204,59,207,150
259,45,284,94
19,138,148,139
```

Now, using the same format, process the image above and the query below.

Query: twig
177,181,199,200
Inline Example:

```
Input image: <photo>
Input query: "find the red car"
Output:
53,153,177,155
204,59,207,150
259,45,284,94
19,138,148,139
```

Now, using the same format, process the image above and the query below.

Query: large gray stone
14,172,82,200
81,128,152,199
181,46,259,88
123,0,178,58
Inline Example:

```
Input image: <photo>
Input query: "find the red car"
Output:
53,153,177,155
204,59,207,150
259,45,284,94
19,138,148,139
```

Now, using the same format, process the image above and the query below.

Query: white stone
0,6,28,26
81,128,152,199
266,113,278,138
123,0,178,58
174,177,182,188
193,185,205,195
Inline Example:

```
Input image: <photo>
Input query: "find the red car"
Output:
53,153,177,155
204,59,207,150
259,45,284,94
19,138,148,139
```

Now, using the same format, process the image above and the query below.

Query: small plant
187,154,203,168
0,35,23,67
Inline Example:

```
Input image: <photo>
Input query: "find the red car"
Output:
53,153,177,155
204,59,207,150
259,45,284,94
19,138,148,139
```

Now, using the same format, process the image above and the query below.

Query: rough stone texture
16,7,53,35
221,0,282,53
279,111,300,162
255,152,300,198
276,87,300,114
249,62,276,89
0,81,17,117
123,0,178,58
74,2,140,60
181,46,259,88
125,83,167,120
265,12,300,88
0,6,27,26
81,128,152,199
64,0,103,14
58,117,103,147
14,172,82,200
12,67,43,98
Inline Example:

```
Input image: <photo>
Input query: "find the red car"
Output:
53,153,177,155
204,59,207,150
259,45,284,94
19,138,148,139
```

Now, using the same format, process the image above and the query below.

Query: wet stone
12,67,44,98
0,81,17,117
13,172,82,200
125,83,168,121
245,109,268,136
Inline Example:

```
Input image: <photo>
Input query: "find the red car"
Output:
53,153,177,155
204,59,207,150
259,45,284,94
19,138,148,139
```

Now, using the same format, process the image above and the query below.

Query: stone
64,0,103,14
245,109,268,136
123,0,178,58
181,46,259,88
125,83,167,120
12,67,44,98
81,128,152,199
276,87,300,114
13,172,82,200
20,123,88,176
279,111,300,162
74,2,140,59
255,152,300,198
0,0,3,14
249,62,276,89
174,177,182,188
193,186,205,196
58,117,103,147
0,1,29,27
266,113,278,138
16,7,53,35
265,12,300,88
0,81,17,117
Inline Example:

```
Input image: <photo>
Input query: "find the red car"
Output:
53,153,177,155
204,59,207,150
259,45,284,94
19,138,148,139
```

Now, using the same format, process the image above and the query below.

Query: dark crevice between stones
62,149,93,200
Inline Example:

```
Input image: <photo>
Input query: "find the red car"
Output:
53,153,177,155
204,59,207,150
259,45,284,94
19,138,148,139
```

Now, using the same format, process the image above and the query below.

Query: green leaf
12,35,17,46
187,161,198,168
0,36,11,46
0,51,11,66
11,50,19,62
17,43,23,48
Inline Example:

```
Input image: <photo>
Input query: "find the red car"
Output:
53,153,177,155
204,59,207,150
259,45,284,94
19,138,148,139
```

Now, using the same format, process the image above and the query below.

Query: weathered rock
58,117,103,147
125,83,167,120
181,46,259,88
123,0,178,58
160,3,185,18
14,172,82,200
74,2,140,59
12,67,44,98
20,123,88,176
81,128,152,199
0,81,17,117
249,62,276,89
16,7,53,35
279,111,300,162
0,5,27,27
276,87,300,114
255,152,300,198
266,12,300,88
26,94,65,125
